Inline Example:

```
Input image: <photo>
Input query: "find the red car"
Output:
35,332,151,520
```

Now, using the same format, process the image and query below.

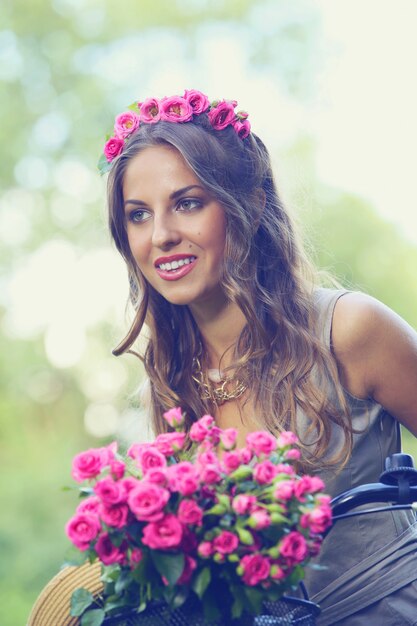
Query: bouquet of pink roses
65,409,331,625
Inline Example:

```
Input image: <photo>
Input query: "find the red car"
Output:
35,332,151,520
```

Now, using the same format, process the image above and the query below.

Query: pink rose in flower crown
139,97,161,123
253,460,278,485
280,531,308,565
246,431,277,456
160,96,193,122
163,407,184,428
239,553,271,586
232,118,251,139
66,512,101,551
114,111,140,139
208,100,236,130
232,494,257,515
142,513,183,549
155,432,186,456
94,476,126,505
95,533,126,565
183,89,210,114
128,483,170,521
99,503,129,529
177,499,203,527
71,446,113,482
213,530,239,555
103,136,124,162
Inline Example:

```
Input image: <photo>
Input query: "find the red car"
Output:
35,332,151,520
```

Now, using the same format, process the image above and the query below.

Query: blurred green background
1,1,417,624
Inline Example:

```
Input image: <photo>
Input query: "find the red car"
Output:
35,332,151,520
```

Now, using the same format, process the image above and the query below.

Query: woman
102,90,417,625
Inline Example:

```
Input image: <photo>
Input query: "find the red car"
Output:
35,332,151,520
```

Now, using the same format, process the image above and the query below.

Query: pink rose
160,96,193,122
139,97,161,123
114,111,140,139
177,555,197,585
129,547,143,567
189,415,215,442
71,446,112,482
127,442,148,460
232,494,257,515
280,531,308,565
294,476,322,501
222,451,241,474
103,136,124,162
198,541,213,558
145,467,167,486
246,431,277,456
155,432,186,456
274,480,295,501
128,482,170,522
253,461,277,485
200,464,222,485
76,496,100,515
239,447,254,464
285,448,301,461
300,504,332,534
219,428,238,450
110,459,126,480
162,407,184,428
66,512,101,551
183,89,210,114
99,503,129,528
277,431,298,448
142,513,183,549
120,476,140,496
95,532,125,565
94,477,126,505
167,462,198,490
213,530,239,555
208,100,237,130
275,463,295,476
232,118,251,139
177,499,203,527
239,553,271,586
249,508,271,530
139,447,167,473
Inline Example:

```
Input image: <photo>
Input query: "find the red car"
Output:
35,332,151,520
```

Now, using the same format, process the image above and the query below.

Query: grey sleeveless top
304,288,417,625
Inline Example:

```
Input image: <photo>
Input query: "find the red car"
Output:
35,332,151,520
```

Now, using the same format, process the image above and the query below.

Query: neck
188,298,247,369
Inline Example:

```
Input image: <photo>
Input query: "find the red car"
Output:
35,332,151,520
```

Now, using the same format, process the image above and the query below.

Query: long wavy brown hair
107,113,353,471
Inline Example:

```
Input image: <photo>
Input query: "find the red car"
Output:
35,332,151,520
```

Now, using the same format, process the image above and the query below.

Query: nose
151,213,181,250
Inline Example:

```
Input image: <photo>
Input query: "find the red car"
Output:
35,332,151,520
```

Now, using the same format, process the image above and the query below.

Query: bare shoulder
331,291,417,434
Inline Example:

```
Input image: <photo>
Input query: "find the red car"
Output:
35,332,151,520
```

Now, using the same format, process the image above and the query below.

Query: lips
154,254,197,281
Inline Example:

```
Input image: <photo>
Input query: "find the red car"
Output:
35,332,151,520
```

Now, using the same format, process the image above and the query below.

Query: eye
127,208,151,224
177,198,202,212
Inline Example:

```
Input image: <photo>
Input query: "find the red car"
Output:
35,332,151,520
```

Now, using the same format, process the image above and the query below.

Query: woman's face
122,144,228,313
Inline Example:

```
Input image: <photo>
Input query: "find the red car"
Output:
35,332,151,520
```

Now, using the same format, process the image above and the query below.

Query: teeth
158,257,196,271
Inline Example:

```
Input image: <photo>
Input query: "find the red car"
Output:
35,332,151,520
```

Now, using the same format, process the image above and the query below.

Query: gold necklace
192,357,248,405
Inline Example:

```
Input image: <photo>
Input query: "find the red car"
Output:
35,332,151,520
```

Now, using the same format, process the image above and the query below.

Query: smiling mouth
156,256,197,272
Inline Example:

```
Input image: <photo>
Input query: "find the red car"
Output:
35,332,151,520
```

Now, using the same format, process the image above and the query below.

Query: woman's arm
331,292,417,435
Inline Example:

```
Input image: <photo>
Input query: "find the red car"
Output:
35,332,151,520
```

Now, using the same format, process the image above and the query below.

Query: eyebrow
124,185,206,209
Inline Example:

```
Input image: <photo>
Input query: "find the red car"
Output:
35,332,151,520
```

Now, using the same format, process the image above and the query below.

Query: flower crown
98,89,251,175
